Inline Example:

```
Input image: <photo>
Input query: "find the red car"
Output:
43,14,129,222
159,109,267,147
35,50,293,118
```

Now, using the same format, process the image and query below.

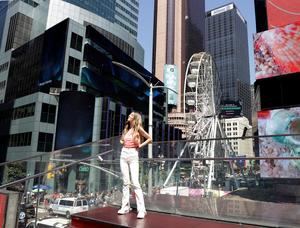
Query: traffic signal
47,163,55,179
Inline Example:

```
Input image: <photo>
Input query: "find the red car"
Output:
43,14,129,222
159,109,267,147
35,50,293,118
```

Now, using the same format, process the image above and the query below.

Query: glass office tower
205,3,252,122
63,0,139,38
0,0,143,67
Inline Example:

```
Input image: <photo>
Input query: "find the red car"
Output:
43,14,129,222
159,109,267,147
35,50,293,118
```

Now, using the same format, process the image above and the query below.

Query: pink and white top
123,130,139,148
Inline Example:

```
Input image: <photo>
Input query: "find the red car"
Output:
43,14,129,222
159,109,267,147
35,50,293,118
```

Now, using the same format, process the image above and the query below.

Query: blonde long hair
121,112,142,143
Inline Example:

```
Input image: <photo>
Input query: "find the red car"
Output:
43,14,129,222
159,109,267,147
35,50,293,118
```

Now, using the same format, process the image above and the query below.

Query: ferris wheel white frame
163,52,236,192
183,52,223,190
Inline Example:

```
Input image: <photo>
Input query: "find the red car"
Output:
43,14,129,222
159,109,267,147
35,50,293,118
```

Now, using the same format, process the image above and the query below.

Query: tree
7,163,26,183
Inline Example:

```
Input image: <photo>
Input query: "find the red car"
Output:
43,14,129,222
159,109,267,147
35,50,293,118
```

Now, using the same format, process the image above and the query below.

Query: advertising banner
266,0,300,29
254,21,300,80
220,100,242,118
258,107,300,178
163,64,178,106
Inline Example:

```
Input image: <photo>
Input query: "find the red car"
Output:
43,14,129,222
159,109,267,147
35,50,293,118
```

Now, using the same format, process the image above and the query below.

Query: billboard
211,3,234,16
220,100,242,118
258,107,300,178
254,21,300,80
55,91,95,159
0,193,7,227
163,64,178,106
266,0,300,29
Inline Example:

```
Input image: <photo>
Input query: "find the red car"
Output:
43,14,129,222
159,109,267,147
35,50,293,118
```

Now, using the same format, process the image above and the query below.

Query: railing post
34,155,43,227
148,83,153,196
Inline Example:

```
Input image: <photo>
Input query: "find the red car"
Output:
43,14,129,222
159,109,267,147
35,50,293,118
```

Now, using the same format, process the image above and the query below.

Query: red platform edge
70,206,258,228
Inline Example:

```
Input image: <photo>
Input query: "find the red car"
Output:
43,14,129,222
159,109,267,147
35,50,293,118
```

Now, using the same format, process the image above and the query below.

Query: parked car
48,197,89,219
25,217,69,228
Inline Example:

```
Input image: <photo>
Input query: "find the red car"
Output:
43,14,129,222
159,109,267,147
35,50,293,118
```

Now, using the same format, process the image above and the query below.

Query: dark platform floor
71,206,259,228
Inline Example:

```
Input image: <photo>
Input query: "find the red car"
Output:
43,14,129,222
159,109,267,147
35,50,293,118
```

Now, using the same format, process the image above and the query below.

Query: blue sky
137,0,257,84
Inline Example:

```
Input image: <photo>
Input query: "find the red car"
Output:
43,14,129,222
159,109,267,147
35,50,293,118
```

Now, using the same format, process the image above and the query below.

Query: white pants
120,147,146,213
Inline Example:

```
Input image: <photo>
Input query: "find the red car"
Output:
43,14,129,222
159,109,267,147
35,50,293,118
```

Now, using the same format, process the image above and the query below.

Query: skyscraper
0,0,145,103
205,3,251,122
0,0,143,65
153,0,205,112
62,0,139,38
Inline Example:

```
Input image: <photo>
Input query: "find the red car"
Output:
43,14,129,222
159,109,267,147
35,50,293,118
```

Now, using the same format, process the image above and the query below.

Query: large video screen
258,107,300,178
266,0,300,29
55,91,95,159
39,19,68,91
254,21,300,80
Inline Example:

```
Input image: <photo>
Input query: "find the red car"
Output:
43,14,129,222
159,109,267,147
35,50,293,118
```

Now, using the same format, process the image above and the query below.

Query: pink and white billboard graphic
267,0,300,29
258,107,300,178
254,21,300,80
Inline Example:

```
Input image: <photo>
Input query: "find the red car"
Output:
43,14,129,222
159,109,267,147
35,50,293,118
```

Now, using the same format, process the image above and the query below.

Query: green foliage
7,163,26,183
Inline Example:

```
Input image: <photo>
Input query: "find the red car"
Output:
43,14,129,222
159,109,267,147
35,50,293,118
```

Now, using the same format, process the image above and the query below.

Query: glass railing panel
0,156,51,190
141,160,179,214
1,135,300,228
0,137,121,188
168,134,300,228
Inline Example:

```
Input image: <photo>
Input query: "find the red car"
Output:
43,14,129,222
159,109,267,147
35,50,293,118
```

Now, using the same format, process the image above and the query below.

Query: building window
9,132,32,147
66,81,78,91
12,103,35,120
0,62,9,73
21,0,39,7
40,103,56,124
70,32,83,52
5,13,33,51
37,132,53,152
67,56,80,75
0,80,6,90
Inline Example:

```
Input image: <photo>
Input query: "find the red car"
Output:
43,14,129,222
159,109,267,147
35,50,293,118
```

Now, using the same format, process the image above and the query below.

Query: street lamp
112,61,177,195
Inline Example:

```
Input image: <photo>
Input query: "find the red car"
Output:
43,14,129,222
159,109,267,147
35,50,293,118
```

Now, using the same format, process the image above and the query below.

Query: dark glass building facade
62,0,138,37
0,19,182,192
205,3,252,122
0,1,8,48
83,25,166,119
0,18,182,162
5,19,68,102
63,0,116,23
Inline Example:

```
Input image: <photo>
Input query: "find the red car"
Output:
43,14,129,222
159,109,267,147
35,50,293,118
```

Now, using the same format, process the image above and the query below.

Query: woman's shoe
118,206,131,215
137,211,147,219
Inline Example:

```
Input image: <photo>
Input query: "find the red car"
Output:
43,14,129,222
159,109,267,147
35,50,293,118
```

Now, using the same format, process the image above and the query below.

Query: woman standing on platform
118,112,152,219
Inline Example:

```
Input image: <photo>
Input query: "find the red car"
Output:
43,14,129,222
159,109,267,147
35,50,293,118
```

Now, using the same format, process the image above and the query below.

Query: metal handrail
0,149,114,189
2,133,300,168
1,152,300,189
0,136,118,167
2,133,300,189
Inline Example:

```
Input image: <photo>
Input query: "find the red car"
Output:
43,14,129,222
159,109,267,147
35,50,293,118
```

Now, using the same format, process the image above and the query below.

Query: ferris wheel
163,52,236,192
183,52,223,190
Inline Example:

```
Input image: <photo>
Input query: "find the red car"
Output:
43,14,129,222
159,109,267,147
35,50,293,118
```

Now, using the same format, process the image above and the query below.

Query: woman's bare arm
138,127,152,148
